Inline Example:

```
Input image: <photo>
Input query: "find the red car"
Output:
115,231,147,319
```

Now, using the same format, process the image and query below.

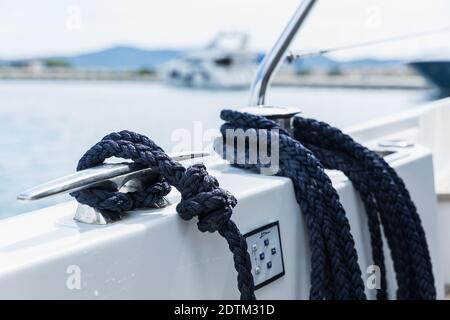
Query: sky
1,0,450,60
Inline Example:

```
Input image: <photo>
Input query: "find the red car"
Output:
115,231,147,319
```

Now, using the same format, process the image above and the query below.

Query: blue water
0,80,432,218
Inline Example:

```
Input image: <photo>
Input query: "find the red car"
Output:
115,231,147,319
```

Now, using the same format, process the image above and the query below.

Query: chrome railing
248,0,317,106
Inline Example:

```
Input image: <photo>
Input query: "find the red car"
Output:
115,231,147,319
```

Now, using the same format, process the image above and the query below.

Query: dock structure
273,72,429,90
0,67,429,90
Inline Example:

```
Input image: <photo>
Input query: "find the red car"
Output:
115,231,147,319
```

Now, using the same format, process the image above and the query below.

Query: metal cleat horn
17,151,209,225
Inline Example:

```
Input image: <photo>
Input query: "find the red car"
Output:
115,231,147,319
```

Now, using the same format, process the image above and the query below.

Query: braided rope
219,109,436,300
293,117,436,299
70,130,255,300
220,109,366,300
68,110,435,300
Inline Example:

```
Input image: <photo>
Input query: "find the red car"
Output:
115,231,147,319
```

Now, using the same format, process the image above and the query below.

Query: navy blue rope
220,110,366,300
293,117,436,299
70,130,256,300
68,110,435,300
219,109,436,300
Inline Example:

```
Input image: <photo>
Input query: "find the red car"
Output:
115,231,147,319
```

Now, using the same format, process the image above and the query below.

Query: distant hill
339,58,403,68
289,56,404,72
0,46,184,70
290,55,339,71
1,45,405,71
62,46,183,70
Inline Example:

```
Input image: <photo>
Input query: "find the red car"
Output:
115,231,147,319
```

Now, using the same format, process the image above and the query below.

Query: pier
0,67,429,90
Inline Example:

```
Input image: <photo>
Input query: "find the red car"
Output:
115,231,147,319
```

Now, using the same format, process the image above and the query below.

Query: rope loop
293,116,436,300
71,130,255,300
219,108,436,300
220,109,365,300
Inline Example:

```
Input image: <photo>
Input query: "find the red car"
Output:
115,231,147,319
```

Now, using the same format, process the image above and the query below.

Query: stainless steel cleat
17,151,209,225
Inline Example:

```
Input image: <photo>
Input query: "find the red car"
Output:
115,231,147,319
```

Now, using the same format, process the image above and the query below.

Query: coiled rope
292,117,436,300
220,110,366,300
70,130,256,300
219,109,436,300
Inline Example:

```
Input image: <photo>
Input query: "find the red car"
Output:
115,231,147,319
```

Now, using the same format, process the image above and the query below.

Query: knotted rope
219,109,436,300
70,130,255,300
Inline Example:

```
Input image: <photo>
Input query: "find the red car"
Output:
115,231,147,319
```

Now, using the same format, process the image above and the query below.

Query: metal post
248,0,317,106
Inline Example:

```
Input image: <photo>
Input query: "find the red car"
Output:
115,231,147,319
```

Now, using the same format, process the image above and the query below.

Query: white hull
164,59,256,90
0,98,447,298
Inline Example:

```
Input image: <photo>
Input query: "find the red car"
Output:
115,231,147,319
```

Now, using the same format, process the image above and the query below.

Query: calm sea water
0,80,432,218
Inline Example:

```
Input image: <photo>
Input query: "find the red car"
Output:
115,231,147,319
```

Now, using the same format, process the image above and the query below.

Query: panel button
271,247,277,255
267,261,272,269
259,252,265,260
264,239,269,246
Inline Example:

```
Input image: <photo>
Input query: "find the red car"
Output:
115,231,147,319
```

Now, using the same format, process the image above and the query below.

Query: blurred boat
163,32,260,89
410,56,450,95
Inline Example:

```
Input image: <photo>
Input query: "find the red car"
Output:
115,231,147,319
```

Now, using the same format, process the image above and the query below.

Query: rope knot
177,164,237,233
71,131,255,299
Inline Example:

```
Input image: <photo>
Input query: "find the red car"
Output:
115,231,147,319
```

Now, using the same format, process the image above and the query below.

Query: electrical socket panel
244,221,285,289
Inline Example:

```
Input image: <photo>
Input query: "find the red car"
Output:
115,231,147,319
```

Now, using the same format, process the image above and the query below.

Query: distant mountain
0,46,184,70
290,55,339,71
339,58,402,68
1,45,405,71
62,46,183,70
289,55,405,72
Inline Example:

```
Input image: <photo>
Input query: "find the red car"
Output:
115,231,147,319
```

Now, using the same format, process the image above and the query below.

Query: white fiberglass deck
0,141,443,299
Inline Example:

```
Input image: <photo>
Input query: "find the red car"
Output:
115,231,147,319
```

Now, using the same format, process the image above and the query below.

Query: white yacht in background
1,0,450,300
163,32,260,89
